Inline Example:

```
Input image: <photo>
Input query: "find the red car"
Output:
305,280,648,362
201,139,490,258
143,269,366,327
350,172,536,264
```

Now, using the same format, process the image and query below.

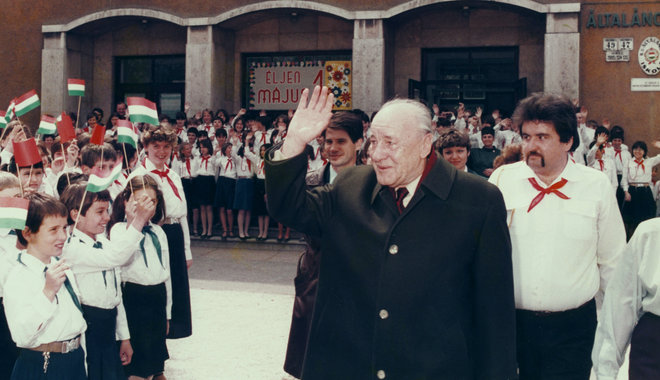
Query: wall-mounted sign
246,53,352,111
603,37,633,62
638,37,660,75
631,78,660,91
586,9,660,29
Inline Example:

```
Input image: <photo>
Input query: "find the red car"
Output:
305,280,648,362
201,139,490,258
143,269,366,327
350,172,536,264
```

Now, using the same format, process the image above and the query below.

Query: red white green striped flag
4,100,15,124
37,115,57,135
0,111,6,129
86,163,123,193
67,79,85,97
116,120,139,148
127,97,159,126
0,197,29,230
14,90,40,117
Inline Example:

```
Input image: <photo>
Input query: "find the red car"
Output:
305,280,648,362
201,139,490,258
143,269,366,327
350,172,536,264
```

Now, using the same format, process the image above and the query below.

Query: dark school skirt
623,186,656,235
181,178,197,209
252,178,268,216
11,345,86,380
161,223,192,339
214,176,236,209
81,305,126,380
629,312,660,379
122,282,168,378
0,300,19,379
193,175,216,206
233,178,254,211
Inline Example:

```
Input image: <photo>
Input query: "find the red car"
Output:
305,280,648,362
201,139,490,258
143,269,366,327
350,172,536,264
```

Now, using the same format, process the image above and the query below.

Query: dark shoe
239,235,247,241
206,233,213,239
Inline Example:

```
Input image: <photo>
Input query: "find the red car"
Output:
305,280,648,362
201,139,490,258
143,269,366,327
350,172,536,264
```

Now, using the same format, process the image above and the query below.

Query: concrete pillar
352,19,387,114
41,32,67,116
544,12,580,98
186,26,215,112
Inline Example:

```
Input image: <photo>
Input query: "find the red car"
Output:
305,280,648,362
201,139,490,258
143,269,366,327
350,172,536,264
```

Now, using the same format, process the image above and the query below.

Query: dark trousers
629,312,660,379
0,300,20,379
516,299,596,380
82,305,126,380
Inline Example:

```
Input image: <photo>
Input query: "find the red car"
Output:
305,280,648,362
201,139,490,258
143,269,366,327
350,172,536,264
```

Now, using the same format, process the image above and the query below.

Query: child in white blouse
5,193,87,379
109,175,172,380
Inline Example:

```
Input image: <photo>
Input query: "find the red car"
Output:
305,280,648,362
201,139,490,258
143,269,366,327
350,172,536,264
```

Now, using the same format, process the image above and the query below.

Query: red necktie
614,149,622,162
395,188,409,214
598,159,604,171
260,133,266,144
259,161,264,175
527,177,570,212
151,168,182,200
185,158,191,176
225,159,233,171
635,159,645,172
201,156,210,170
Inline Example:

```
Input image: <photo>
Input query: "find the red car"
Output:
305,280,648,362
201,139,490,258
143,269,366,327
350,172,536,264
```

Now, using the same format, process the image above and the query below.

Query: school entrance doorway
411,47,527,118
115,55,186,119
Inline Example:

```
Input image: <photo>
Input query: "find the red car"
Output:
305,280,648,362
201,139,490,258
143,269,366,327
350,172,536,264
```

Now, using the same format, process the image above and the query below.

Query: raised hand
281,86,334,158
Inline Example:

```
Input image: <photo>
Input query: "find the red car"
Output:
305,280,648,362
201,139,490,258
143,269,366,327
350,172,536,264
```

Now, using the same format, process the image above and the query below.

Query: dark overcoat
266,151,517,380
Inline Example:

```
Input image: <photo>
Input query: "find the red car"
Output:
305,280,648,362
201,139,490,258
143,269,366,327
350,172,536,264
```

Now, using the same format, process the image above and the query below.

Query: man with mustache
489,93,626,380
266,86,517,380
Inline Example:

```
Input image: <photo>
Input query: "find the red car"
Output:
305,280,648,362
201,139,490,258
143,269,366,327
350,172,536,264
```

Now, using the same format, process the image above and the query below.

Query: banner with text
247,54,352,111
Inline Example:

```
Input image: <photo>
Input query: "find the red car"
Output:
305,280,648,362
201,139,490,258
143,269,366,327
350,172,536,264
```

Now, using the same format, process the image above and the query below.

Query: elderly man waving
266,86,517,380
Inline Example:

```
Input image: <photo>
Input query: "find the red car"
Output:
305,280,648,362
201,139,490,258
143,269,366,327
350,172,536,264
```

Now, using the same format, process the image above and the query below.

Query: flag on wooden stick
67,79,85,97
14,90,40,117
37,115,57,135
116,120,138,148
13,138,41,167
57,112,76,143
0,197,29,230
89,125,106,145
86,163,123,193
127,97,159,126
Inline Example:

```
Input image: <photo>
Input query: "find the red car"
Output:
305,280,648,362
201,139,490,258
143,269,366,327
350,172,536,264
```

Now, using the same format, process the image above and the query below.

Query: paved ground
161,238,630,380
164,239,302,380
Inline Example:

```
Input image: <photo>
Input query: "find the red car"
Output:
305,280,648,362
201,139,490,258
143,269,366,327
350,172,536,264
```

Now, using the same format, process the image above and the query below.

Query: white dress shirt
622,154,660,191
172,156,197,180
195,154,216,177
215,154,237,179
592,218,660,380
588,157,618,192
127,158,192,261
0,229,18,298
605,146,631,176
245,150,266,179
489,160,626,311
64,228,141,340
110,222,172,320
3,253,87,348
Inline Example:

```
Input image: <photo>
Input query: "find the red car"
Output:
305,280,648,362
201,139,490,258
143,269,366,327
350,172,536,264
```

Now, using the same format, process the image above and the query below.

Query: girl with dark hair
246,143,271,240
194,139,216,239
109,175,171,380
214,143,236,240
622,140,660,238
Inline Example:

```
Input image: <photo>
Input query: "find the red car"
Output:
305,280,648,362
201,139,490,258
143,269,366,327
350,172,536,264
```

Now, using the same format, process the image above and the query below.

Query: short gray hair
377,98,433,134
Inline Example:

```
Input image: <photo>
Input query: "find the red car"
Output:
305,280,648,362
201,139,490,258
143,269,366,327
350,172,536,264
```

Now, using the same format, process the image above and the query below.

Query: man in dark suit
266,86,517,380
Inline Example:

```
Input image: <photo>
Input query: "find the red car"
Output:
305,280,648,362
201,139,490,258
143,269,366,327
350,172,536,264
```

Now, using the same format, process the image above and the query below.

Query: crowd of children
0,95,658,379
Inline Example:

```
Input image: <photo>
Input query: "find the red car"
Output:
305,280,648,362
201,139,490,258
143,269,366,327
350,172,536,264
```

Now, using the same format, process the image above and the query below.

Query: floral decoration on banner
323,61,352,110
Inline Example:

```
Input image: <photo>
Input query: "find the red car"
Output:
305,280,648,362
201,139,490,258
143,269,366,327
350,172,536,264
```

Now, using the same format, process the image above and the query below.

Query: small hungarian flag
86,163,123,193
89,125,106,145
0,197,29,230
5,99,15,124
13,138,41,167
116,120,138,148
127,97,159,126
57,112,76,143
14,90,40,117
0,111,6,129
37,115,57,135
67,79,85,97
